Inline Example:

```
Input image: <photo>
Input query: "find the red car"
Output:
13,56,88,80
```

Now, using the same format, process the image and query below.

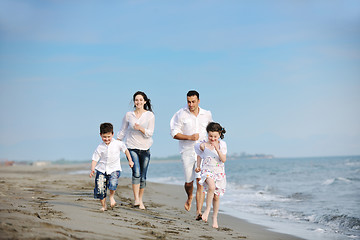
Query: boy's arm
124,149,134,168
89,160,97,178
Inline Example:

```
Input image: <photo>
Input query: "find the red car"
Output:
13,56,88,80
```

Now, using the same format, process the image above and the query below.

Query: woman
117,91,155,209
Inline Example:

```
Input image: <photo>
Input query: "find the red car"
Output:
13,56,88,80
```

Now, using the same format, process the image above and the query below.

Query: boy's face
100,132,114,145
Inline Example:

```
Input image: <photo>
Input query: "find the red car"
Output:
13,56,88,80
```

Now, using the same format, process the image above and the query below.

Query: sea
71,155,360,240
142,156,359,240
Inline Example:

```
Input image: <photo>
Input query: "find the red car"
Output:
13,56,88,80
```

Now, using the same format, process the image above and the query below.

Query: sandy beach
0,163,304,240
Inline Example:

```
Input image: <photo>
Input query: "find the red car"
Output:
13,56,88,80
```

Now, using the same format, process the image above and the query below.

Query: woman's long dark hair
133,91,153,112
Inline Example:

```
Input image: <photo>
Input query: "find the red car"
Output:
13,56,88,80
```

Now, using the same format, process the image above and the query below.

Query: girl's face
208,131,220,144
134,94,146,110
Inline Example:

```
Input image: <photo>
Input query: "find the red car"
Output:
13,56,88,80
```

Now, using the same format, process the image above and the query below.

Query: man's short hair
100,122,113,134
187,90,199,99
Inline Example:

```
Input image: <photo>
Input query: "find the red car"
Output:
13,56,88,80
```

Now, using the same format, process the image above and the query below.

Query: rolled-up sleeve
144,114,155,138
117,114,129,140
92,148,101,162
170,111,182,138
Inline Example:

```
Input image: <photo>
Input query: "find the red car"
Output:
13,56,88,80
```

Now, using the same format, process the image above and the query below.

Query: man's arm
173,133,199,141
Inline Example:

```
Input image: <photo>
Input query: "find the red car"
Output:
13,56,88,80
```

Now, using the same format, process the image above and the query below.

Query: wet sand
0,163,304,239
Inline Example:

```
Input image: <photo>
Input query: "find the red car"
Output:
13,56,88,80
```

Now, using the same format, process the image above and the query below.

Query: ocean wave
345,160,360,167
322,177,352,185
314,214,360,232
288,192,313,201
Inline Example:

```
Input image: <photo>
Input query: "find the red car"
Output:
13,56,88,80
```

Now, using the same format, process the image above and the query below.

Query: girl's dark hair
133,91,153,112
206,122,226,139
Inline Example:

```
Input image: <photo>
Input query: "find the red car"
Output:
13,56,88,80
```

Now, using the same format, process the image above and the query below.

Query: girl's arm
195,155,202,172
214,143,226,163
200,142,205,151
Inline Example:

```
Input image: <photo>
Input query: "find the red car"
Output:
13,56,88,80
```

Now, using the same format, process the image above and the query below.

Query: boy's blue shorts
93,170,121,200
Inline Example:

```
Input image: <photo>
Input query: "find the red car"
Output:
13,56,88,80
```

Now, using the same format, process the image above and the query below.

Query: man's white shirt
170,107,212,153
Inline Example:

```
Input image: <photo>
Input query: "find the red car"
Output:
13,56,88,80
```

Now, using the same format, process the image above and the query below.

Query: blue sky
1,0,359,161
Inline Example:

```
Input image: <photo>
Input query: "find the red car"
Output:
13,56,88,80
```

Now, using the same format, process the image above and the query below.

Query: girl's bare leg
100,198,107,211
202,178,215,222
212,194,220,228
109,190,116,208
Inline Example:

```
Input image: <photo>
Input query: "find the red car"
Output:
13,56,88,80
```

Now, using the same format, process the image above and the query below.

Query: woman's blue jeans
128,148,151,189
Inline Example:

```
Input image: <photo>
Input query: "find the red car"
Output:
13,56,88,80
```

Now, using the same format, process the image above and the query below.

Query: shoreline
0,163,304,239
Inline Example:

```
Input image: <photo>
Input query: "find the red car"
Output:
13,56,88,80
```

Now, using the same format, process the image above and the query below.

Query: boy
90,122,134,211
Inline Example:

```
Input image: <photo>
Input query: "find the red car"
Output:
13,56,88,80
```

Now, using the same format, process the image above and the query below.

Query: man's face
187,95,200,113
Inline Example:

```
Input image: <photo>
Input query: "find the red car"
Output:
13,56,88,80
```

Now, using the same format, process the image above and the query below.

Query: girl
117,91,155,210
195,122,227,228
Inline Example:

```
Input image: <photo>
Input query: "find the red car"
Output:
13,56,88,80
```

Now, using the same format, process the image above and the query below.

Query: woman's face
134,94,146,109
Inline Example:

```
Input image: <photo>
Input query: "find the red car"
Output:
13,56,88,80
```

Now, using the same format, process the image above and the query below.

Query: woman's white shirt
117,111,155,150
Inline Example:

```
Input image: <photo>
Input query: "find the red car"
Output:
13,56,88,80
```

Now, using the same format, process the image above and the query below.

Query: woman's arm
117,114,129,140
135,113,155,137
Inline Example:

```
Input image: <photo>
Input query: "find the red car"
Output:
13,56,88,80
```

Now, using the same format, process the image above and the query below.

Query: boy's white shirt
92,138,127,174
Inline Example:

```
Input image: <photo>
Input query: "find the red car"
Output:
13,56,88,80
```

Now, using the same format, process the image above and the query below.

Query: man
170,90,213,220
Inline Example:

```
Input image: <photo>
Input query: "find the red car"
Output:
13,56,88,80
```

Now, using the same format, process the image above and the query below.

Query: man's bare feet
100,206,107,211
184,196,193,211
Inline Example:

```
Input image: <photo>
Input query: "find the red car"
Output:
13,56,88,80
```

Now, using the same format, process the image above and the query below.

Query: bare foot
139,202,146,210
212,216,218,228
134,200,140,207
100,206,107,211
202,209,209,222
184,196,193,211
110,197,116,209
